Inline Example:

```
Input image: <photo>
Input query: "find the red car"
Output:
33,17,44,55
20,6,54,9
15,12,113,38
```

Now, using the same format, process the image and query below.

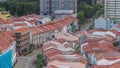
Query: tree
83,4,95,18
93,4,104,18
77,11,85,29
77,2,95,19
0,8,5,11
0,0,39,17
36,54,43,68
93,4,103,12
77,2,87,12
77,11,85,21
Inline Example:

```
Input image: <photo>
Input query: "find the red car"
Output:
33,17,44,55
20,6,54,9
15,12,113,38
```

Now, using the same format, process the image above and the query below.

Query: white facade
104,0,120,22
94,17,114,30
94,17,107,29
10,41,17,65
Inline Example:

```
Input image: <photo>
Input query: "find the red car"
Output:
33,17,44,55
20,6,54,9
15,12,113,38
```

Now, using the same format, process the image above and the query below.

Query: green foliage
0,8,5,11
83,4,95,18
89,24,94,30
77,11,85,20
0,0,39,17
77,1,104,18
93,4,103,11
77,11,85,29
36,54,43,68
93,4,104,18
75,47,80,53
94,11,101,18
77,1,104,29
77,2,95,19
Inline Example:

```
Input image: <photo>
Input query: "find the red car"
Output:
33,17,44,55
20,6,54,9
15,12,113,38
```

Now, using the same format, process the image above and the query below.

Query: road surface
14,49,41,68
80,21,93,31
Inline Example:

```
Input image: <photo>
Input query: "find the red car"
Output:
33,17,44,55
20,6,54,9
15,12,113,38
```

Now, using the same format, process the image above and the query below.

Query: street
80,21,93,31
14,49,41,68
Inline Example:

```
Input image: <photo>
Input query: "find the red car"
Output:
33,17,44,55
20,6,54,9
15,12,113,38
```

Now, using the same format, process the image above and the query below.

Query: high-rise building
40,0,77,16
82,0,104,5
104,0,120,22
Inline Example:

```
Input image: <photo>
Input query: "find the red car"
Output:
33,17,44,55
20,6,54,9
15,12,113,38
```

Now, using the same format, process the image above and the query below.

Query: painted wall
62,26,68,34
0,12,11,21
0,50,12,68
10,41,17,65
94,17,107,29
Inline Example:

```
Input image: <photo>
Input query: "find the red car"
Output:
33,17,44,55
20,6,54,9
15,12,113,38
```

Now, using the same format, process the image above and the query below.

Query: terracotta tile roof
83,40,116,54
14,27,29,33
0,32,14,51
43,48,63,57
43,39,73,50
91,65,110,68
43,45,76,60
110,30,120,35
27,19,39,25
76,31,88,37
57,33,79,42
91,61,120,68
48,54,87,64
87,30,95,33
37,25,49,32
36,16,77,33
0,18,6,25
9,17,25,22
29,26,43,35
47,65,57,68
42,43,57,51
111,61,120,68
105,35,115,42
24,14,43,19
96,51,120,61
83,37,103,43
95,29,108,32
14,23,27,26
6,30,15,36
64,43,73,48
54,39,67,44
8,14,43,24
47,60,86,68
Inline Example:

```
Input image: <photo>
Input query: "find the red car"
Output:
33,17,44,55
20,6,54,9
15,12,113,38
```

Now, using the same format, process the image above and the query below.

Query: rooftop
57,33,79,42
96,51,120,61
83,40,116,54
14,27,29,33
0,32,14,51
47,60,86,68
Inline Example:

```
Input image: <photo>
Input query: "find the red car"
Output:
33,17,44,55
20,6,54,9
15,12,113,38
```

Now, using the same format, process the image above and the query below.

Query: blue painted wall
0,50,12,68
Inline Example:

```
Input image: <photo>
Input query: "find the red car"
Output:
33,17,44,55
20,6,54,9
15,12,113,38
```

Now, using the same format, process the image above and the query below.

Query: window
17,41,21,45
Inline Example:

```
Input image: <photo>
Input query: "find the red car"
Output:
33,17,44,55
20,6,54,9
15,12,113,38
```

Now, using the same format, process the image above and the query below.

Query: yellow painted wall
0,11,11,21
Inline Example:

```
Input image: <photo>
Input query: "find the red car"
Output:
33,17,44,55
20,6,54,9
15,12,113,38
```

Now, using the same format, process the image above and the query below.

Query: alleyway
14,49,42,68
80,21,93,31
